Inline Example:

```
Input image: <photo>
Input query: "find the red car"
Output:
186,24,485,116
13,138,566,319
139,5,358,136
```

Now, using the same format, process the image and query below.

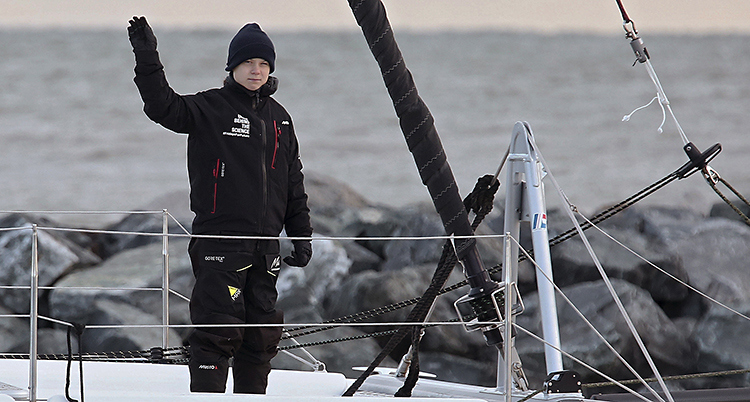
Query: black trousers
187,236,283,394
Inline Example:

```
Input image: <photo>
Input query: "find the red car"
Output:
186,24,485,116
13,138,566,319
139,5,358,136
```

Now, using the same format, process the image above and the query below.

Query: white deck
0,359,489,401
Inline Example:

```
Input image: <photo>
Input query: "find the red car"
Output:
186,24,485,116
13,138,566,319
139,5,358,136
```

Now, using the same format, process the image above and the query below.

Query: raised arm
128,16,193,133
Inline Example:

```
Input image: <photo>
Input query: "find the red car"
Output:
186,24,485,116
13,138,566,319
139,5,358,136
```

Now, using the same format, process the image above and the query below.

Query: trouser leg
232,309,283,393
233,252,283,394
187,238,254,393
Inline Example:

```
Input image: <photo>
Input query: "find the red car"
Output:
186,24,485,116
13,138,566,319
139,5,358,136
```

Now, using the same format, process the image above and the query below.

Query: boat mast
502,122,564,376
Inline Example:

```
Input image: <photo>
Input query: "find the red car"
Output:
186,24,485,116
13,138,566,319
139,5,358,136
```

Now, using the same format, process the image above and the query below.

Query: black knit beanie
225,23,276,73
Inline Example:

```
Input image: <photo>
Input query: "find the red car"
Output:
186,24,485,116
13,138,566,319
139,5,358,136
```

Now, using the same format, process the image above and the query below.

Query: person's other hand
283,241,312,267
128,16,157,52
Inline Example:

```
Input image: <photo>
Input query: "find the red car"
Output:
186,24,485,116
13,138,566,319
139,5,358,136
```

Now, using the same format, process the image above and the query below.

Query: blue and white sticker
532,213,547,231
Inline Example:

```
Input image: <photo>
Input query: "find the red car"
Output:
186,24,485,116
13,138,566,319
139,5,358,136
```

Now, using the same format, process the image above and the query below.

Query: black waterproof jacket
133,50,312,238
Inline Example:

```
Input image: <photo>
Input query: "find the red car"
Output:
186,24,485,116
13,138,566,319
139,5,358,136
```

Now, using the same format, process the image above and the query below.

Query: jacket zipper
253,91,268,233
211,158,221,214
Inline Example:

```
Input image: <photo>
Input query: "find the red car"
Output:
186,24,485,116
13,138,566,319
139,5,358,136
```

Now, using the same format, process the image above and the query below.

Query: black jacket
133,50,312,238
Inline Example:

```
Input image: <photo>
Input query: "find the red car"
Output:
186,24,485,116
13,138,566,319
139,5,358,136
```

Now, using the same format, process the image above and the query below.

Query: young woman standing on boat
128,17,313,394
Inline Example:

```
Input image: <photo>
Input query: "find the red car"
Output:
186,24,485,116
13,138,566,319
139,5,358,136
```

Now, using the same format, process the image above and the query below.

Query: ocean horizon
1,27,749,226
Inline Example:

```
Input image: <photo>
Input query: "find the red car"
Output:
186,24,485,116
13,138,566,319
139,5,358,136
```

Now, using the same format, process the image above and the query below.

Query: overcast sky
2,0,750,34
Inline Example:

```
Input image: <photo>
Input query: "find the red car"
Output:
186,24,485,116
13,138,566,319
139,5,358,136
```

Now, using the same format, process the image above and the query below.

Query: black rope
280,328,399,351
709,176,750,226
394,327,421,397
343,0,494,394
583,367,750,389
549,172,678,248
1,345,189,364
284,169,679,347
342,238,459,396
65,323,85,402
343,175,498,397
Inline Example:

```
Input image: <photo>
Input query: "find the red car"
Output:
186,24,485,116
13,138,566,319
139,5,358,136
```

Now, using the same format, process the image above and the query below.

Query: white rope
0,210,162,215
32,225,504,242
278,349,321,371
280,337,326,371
39,315,76,328
621,57,690,145
39,286,162,292
166,210,191,235
622,95,658,123
169,288,191,303
4,209,505,242
0,226,30,233
82,321,488,330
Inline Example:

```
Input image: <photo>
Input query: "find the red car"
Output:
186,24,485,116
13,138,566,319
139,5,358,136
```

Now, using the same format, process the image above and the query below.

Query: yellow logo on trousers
228,286,241,301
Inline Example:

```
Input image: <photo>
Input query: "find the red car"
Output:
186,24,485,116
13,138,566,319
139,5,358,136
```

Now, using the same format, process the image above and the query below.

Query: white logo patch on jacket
222,114,250,138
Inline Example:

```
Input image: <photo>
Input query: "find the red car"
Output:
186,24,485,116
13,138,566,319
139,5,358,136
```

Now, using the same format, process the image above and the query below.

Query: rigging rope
344,175,499,397
708,176,750,226
283,165,688,347
65,323,85,402
583,368,750,390
615,0,750,226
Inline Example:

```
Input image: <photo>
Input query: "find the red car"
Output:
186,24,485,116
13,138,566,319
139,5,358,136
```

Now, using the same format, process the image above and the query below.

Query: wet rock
6,189,750,390
92,190,193,259
0,305,28,352
321,264,488,360
601,205,706,247
9,328,71,356
379,207,444,271
341,241,382,274
709,200,750,226
0,213,101,314
516,279,696,388
77,298,183,353
277,237,352,310
691,304,750,388
48,238,193,342
305,171,375,235
667,217,750,308
550,226,689,305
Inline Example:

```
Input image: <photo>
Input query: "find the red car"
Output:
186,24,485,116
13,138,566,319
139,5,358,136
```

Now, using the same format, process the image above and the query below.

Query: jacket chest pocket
270,119,293,169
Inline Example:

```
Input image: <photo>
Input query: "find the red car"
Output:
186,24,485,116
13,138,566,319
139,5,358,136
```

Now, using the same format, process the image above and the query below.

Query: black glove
284,240,312,267
128,16,157,52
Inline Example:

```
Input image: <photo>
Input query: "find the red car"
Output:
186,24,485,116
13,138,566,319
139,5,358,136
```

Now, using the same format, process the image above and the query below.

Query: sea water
1,29,749,226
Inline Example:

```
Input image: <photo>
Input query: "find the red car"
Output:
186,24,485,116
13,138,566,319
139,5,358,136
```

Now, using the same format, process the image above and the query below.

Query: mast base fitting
482,327,504,347
453,282,525,346
544,370,582,394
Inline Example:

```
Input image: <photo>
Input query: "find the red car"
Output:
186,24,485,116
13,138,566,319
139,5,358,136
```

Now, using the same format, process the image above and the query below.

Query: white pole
503,233,513,402
29,224,39,402
162,209,170,349
523,156,564,374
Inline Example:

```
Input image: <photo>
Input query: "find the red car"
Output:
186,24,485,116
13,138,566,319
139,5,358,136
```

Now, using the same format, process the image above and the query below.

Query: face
232,58,270,91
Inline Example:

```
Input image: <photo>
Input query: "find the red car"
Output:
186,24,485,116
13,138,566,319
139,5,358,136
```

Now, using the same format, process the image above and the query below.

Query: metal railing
1,209,175,401
2,209,510,401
